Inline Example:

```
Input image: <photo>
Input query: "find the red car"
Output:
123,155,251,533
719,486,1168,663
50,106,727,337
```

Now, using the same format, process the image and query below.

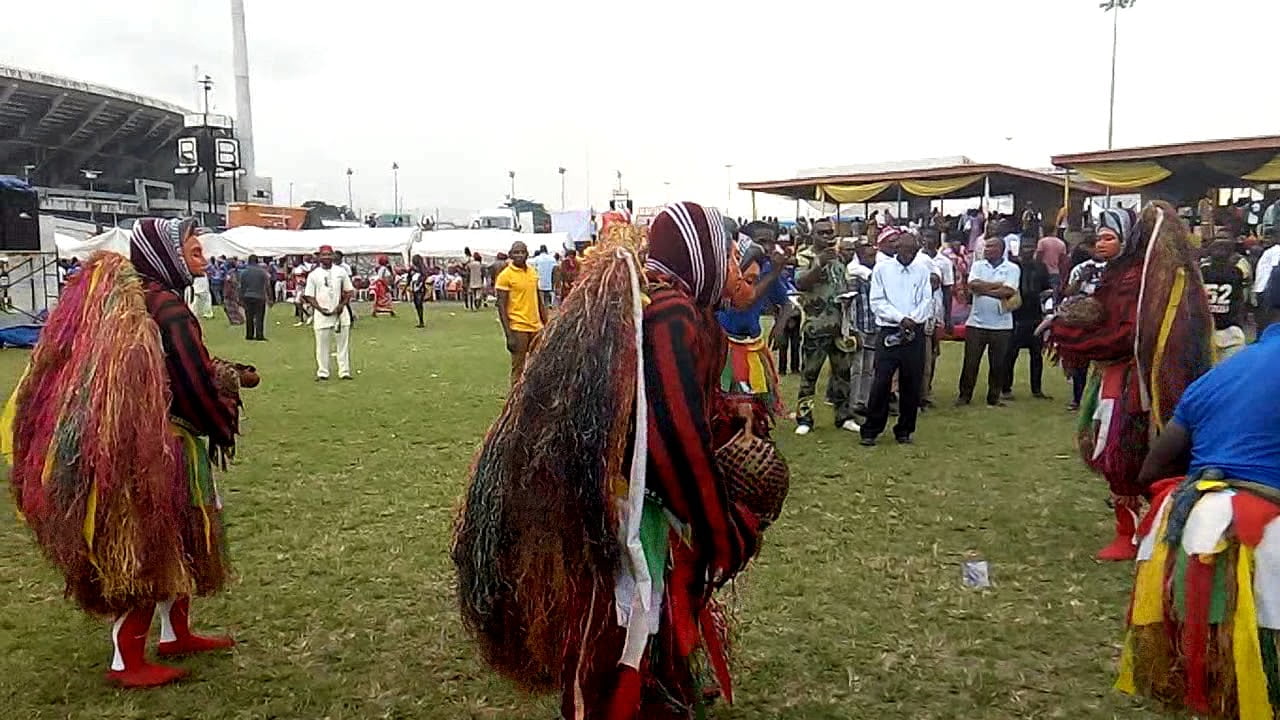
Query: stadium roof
0,64,190,191
739,163,1106,203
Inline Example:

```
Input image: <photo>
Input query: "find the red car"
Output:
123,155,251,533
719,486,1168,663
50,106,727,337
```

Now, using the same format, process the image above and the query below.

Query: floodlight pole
1107,7,1118,149
1103,0,1135,150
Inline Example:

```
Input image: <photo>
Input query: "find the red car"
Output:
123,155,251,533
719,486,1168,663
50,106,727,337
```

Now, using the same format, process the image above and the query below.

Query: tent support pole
751,191,757,220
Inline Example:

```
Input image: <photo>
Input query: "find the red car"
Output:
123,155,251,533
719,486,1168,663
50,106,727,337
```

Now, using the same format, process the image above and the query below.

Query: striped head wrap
130,217,193,290
1098,207,1136,243
645,201,729,307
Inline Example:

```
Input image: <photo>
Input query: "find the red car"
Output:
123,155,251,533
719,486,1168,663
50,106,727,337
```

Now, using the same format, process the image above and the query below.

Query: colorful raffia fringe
1118,477,1279,720
5,252,204,616
452,233,649,692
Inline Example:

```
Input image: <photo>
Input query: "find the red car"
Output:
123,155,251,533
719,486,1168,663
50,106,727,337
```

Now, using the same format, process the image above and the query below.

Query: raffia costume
1052,203,1213,560
453,202,786,719
3,218,256,687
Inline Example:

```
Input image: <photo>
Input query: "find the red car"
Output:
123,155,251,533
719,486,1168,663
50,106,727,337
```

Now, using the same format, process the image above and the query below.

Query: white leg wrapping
110,614,127,671
158,598,178,643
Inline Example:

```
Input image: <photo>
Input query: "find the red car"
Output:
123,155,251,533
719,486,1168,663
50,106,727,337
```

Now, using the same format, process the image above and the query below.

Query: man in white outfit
303,245,355,381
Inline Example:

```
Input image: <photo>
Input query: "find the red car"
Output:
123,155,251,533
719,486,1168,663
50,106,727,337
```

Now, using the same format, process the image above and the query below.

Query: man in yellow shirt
495,240,547,385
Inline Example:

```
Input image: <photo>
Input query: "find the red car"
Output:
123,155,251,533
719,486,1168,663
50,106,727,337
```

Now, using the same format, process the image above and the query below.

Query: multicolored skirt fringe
719,335,784,428
170,419,231,600
1118,472,1280,719
1076,359,1149,499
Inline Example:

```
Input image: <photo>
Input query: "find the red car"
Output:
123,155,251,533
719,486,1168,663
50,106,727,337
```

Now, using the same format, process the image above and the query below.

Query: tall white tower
230,0,256,200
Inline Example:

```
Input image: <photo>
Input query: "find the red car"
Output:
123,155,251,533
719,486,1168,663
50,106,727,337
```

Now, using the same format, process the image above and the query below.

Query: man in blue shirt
717,221,791,435
207,257,226,306
529,245,558,308
1140,321,1280,490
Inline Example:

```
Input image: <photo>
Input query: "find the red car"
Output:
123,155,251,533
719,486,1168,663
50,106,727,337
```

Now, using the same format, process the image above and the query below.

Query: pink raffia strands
10,251,191,616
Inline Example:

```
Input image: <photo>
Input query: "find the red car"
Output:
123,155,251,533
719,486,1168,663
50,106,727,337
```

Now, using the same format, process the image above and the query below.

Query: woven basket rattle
715,428,789,529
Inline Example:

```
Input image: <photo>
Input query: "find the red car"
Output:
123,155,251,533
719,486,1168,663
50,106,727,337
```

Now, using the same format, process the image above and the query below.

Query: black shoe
1001,391,1015,401
895,435,914,445
1033,392,1053,400
340,375,353,381
859,437,876,447
316,376,329,382
987,400,1007,408
954,398,971,407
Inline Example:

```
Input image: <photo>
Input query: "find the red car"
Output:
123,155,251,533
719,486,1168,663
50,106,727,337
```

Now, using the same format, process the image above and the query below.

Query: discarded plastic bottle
962,553,991,589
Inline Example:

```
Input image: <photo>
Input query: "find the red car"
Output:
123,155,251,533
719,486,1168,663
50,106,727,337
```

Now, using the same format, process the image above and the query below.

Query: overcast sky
3,0,1277,220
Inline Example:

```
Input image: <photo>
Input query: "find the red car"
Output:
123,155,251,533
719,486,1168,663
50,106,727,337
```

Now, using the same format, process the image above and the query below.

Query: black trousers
243,297,266,340
1002,322,1044,395
413,292,425,325
1071,366,1089,405
777,319,801,374
958,327,1012,404
860,329,926,441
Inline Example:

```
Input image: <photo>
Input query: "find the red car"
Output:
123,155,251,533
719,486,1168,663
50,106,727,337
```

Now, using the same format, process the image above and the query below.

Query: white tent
55,227,131,258
408,229,572,261
200,226,420,259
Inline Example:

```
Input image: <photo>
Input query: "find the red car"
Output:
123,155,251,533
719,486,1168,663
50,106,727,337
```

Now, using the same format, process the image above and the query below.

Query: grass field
0,302,1167,719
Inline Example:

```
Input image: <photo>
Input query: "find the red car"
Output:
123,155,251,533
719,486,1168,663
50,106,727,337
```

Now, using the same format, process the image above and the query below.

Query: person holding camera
859,229,934,446
793,219,858,435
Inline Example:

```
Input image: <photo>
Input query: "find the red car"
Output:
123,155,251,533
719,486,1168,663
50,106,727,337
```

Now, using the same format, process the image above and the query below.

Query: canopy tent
56,225,423,262
409,229,572,262
1051,135,1280,200
201,225,420,259
55,227,130,258
739,163,1104,206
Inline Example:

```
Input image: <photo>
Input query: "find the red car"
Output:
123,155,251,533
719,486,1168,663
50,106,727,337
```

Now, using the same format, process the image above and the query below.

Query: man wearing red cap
303,245,355,380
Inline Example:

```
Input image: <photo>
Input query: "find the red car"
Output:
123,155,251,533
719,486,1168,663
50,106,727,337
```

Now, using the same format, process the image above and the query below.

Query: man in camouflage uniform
793,219,858,435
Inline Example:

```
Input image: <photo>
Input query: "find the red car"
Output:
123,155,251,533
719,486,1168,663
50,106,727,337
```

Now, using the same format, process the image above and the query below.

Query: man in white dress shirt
922,235,953,408
1253,229,1280,331
303,245,355,381
860,230,934,446
957,236,1020,406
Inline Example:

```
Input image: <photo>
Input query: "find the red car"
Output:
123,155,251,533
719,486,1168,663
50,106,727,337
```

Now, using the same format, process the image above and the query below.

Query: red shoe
105,604,188,688
156,595,236,657
1096,504,1139,562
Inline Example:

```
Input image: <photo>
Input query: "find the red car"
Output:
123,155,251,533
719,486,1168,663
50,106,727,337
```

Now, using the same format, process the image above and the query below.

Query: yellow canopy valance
817,181,892,204
1074,161,1172,189
1243,154,1280,183
900,174,984,197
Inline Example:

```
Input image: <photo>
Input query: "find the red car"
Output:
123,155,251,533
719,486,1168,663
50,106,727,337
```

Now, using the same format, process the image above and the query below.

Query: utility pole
80,169,102,223
198,75,216,217
392,162,400,218
724,164,734,215
558,166,567,210
1100,0,1137,149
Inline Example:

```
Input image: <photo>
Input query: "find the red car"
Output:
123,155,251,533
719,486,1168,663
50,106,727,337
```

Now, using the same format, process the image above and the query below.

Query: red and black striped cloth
144,282,237,449
642,283,760,590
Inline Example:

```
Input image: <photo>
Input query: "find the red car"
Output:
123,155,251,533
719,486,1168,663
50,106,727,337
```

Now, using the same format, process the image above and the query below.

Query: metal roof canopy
1051,135,1280,199
738,163,1105,203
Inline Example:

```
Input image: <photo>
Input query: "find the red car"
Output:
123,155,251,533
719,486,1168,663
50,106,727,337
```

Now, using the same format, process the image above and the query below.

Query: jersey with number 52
1200,260,1246,331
